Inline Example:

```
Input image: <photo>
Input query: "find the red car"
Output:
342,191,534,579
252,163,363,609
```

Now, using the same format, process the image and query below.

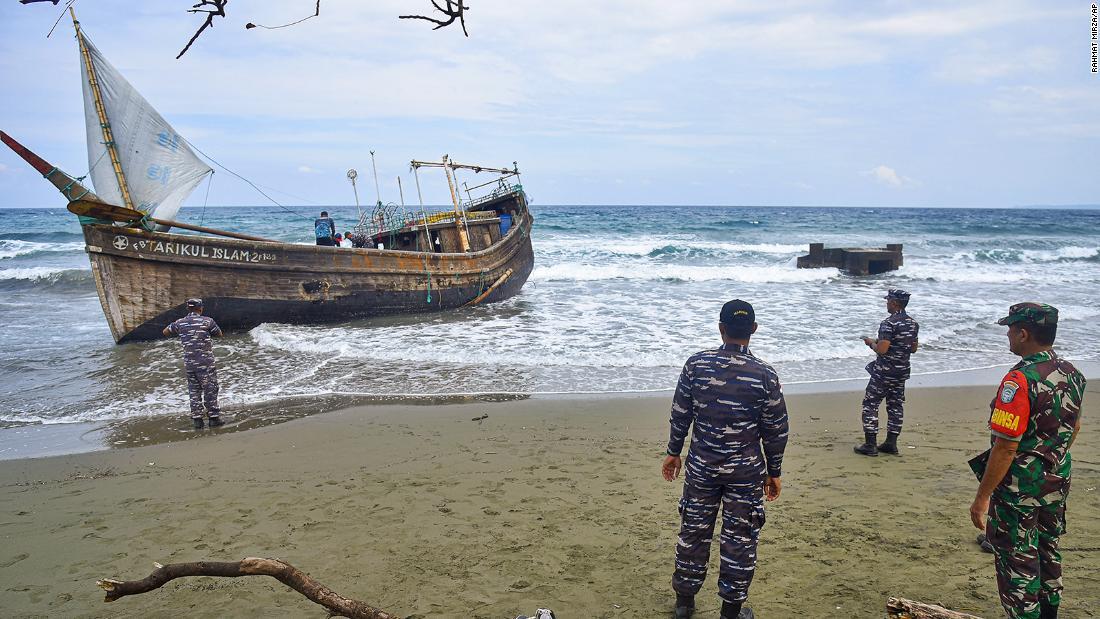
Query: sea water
1,205,1097,429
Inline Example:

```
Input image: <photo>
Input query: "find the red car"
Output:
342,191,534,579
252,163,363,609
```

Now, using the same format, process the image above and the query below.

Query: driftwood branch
887,597,983,619
97,557,397,619
400,0,470,36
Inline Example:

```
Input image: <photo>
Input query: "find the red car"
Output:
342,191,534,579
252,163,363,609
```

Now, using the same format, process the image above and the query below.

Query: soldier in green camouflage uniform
969,303,1085,619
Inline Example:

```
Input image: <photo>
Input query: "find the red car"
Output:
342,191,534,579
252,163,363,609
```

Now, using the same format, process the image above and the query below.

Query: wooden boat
2,11,534,344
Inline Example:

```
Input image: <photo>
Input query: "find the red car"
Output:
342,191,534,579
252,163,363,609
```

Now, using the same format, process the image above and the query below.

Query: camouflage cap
997,302,1058,326
186,298,203,308
884,289,911,301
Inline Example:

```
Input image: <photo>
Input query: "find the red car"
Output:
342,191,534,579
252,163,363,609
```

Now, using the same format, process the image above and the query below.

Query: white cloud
864,165,914,187
935,45,1058,83
985,86,1100,138
0,163,9,174
0,0,1093,207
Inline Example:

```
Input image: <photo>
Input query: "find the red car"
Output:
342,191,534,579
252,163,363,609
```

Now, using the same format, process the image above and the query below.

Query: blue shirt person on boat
315,211,336,246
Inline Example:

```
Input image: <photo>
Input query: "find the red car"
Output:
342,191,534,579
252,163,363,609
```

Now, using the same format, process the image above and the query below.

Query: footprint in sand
0,553,29,568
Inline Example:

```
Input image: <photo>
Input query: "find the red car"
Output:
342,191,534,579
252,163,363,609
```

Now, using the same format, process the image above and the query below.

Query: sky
0,0,1098,208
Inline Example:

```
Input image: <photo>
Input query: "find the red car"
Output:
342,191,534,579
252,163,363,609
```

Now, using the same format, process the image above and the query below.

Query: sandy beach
1,383,1097,618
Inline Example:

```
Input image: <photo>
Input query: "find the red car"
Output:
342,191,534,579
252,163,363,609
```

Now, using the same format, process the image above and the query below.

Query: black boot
208,416,224,428
1040,600,1058,619
878,432,900,455
854,431,878,456
192,417,204,430
674,594,694,618
721,601,754,619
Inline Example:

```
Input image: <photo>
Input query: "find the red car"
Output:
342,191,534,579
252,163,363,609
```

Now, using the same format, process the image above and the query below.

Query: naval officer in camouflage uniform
855,288,920,456
970,303,1085,619
662,300,789,619
162,298,224,429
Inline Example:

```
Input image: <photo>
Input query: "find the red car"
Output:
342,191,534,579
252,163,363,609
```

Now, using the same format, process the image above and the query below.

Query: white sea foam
529,263,838,283
537,236,806,257
894,263,1087,284
952,246,1100,264
0,240,85,260
0,266,89,281
249,323,690,368
1022,246,1099,261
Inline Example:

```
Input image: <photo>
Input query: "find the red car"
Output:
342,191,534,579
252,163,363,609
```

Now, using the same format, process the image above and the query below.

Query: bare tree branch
177,0,228,60
399,0,469,37
97,557,397,619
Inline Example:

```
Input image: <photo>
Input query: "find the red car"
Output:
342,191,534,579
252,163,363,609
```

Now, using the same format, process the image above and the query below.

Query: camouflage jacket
167,312,222,372
667,343,789,482
867,310,919,379
988,350,1085,506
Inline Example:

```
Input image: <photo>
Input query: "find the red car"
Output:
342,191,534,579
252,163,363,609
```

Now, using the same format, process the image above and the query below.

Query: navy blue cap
720,299,754,326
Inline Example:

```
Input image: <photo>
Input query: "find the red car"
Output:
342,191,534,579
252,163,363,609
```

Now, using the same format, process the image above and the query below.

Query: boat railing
463,183,523,211
356,208,501,240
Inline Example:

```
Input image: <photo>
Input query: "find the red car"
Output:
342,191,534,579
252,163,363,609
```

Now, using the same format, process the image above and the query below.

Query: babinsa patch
1000,380,1020,403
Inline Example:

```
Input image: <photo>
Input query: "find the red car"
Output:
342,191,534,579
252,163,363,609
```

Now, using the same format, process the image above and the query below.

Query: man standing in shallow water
970,303,1084,619
163,298,224,430
855,288,919,457
662,299,788,619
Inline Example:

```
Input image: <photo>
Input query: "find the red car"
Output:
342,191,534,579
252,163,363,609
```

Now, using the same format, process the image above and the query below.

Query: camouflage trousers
186,369,221,420
986,495,1066,619
673,477,765,603
861,373,906,434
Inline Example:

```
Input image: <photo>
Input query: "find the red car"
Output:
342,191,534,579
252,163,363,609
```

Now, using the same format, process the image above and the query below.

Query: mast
369,150,382,207
441,155,471,252
71,7,135,212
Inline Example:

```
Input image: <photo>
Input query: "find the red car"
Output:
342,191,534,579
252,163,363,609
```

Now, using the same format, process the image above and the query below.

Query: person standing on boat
661,299,788,619
854,288,919,457
162,298,224,430
315,210,336,246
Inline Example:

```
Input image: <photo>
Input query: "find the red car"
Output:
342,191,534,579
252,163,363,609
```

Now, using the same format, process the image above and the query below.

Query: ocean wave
0,239,86,260
0,231,85,243
0,267,95,290
959,246,1100,264
249,323,690,368
537,237,806,257
529,263,838,283
641,241,805,259
893,263,1083,284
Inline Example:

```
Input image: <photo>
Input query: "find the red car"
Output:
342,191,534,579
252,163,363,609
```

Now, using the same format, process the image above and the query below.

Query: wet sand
0,384,1097,618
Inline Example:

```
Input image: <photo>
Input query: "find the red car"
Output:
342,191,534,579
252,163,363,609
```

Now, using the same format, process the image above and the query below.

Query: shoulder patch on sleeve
990,370,1030,438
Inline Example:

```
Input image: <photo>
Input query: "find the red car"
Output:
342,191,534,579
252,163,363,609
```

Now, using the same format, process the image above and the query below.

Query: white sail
79,33,211,229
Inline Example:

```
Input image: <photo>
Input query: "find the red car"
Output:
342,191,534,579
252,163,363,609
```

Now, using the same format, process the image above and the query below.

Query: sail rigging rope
86,147,108,180
182,137,312,221
199,170,214,226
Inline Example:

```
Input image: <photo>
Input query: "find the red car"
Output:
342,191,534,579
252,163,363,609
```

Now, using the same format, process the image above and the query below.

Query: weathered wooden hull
82,200,534,343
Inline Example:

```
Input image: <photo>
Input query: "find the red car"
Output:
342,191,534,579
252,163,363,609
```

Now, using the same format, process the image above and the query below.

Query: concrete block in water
796,243,903,275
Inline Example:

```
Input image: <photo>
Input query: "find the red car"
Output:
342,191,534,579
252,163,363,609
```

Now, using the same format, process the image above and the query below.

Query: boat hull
82,205,534,343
